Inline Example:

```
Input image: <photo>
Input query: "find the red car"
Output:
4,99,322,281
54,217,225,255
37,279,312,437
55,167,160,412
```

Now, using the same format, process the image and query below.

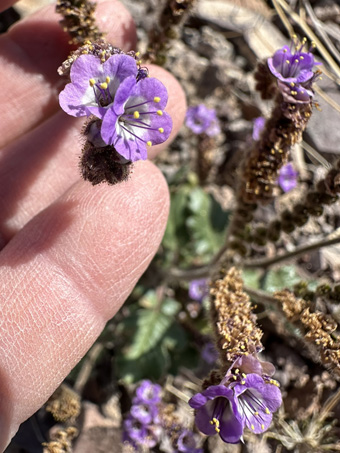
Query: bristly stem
243,231,340,269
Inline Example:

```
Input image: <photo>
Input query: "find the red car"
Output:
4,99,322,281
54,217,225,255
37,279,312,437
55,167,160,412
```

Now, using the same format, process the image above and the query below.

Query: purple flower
134,380,162,405
59,54,137,117
189,372,282,443
100,76,172,161
228,352,276,378
189,385,244,443
230,373,282,434
278,163,298,192
177,429,203,453
186,105,221,137
130,402,158,425
252,117,266,141
267,44,316,85
123,416,161,448
201,342,218,365
189,279,209,302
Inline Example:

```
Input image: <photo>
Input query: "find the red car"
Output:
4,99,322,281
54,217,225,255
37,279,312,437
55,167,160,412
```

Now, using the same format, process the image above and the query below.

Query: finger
0,160,169,451
0,0,16,13
0,0,137,149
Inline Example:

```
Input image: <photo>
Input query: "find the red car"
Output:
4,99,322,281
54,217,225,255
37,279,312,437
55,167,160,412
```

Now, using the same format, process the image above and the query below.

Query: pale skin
0,1,186,450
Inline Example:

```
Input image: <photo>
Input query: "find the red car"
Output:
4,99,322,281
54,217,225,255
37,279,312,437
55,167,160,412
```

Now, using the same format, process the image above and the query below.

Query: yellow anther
147,141,152,147
240,345,245,350
290,82,295,86
135,51,140,57
106,76,111,83
235,369,239,375
283,48,287,52
265,408,270,414
261,424,265,430
233,376,237,380
242,373,246,378
157,110,163,116
133,111,140,119
215,428,220,433
210,421,214,425
286,59,290,64
89,78,96,87
158,127,164,133
100,82,108,89
294,59,299,63
154,96,161,103
251,424,255,430
137,60,142,65
300,56,304,60
82,50,89,54
254,411,259,416
241,380,246,385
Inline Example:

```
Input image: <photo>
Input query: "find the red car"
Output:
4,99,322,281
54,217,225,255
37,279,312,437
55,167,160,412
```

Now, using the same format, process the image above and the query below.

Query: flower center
116,95,165,147
89,76,113,107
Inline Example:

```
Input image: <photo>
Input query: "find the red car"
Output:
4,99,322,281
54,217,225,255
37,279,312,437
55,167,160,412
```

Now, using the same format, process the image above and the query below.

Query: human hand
0,1,186,450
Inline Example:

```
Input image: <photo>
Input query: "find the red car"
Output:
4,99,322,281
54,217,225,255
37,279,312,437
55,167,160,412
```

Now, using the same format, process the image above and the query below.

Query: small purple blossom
130,402,158,425
100,76,172,161
267,41,320,103
201,342,219,365
134,380,162,405
189,385,243,443
230,373,282,434
189,279,209,302
189,369,282,443
278,163,298,192
267,44,316,85
186,105,221,137
123,416,161,448
177,429,203,453
252,117,265,141
59,54,137,117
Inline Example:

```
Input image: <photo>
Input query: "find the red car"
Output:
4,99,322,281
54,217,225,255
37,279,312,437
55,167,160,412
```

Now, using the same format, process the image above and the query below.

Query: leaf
116,344,169,383
242,269,261,289
186,188,230,258
263,265,302,292
125,294,181,360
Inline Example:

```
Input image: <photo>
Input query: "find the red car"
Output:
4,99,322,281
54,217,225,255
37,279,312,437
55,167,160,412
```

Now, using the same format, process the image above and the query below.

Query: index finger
0,0,137,149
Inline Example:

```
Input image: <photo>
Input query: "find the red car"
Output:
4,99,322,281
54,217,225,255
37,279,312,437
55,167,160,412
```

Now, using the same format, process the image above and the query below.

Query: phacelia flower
130,402,158,425
134,380,162,405
278,163,298,192
186,105,221,137
189,385,243,444
189,372,281,443
176,429,203,453
59,54,137,117
229,373,282,434
201,342,219,365
100,76,172,161
189,279,209,302
123,416,161,449
252,116,266,141
267,44,316,85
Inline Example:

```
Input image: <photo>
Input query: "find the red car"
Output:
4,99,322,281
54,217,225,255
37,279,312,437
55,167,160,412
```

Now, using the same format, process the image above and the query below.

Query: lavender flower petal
101,76,172,161
186,105,220,136
252,117,266,141
59,54,137,118
134,380,162,405
278,163,298,192
232,373,282,434
189,385,244,443
189,279,209,302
